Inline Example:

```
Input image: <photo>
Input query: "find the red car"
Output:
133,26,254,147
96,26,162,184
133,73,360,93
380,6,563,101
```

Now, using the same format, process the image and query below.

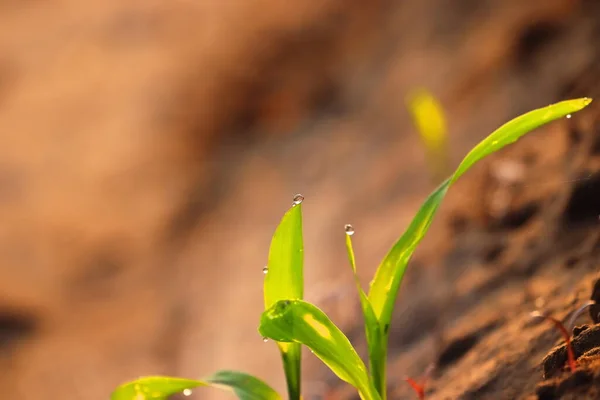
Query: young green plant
260,98,592,400
111,97,591,400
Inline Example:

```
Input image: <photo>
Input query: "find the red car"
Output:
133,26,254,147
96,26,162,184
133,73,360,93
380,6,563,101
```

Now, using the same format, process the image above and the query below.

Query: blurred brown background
0,0,598,399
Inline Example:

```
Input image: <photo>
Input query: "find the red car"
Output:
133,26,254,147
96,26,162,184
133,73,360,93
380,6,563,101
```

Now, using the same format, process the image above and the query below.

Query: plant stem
280,344,302,400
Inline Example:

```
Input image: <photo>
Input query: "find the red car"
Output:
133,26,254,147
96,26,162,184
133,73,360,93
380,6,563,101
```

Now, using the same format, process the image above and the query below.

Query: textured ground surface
0,0,599,399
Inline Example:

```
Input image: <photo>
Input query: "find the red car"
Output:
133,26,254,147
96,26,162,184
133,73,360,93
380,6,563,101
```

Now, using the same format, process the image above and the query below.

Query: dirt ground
0,0,599,400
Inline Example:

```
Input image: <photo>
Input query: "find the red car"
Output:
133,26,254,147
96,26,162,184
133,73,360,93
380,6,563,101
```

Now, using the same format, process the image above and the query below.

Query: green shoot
345,225,385,394
263,196,305,400
111,97,592,400
111,373,281,400
366,98,591,397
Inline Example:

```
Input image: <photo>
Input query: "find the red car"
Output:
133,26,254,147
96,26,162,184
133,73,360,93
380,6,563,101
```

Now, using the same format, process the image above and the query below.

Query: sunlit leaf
111,373,281,400
345,232,385,397
407,89,450,182
205,371,282,400
111,377,205,400
259,299,381,400
263,202,304,400
367,97,592,398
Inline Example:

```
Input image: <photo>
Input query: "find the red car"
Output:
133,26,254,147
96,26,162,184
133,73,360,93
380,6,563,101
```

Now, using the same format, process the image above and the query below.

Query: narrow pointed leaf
345,233,385,398
367,97,592,398
369,98,592,323
452,98,592,182
263,202,304,400
264,203,304,308
259,299,381,400
111,373,281,400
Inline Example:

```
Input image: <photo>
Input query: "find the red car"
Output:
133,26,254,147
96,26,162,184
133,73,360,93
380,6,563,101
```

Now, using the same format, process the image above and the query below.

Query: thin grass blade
345,232,385,398
111,373,281,400
259,299,381,400
264,202,304,400
367,97,592,396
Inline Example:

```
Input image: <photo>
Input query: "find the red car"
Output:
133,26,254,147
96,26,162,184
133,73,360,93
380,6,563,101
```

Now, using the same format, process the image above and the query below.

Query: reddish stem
531,311,577,373
405,377,425,400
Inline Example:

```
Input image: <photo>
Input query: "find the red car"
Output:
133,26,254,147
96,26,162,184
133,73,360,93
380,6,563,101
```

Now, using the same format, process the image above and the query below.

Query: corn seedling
111,98,591,400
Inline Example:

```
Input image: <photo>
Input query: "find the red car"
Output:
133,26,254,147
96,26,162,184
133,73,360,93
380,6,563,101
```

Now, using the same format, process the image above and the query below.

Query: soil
1,1,600,400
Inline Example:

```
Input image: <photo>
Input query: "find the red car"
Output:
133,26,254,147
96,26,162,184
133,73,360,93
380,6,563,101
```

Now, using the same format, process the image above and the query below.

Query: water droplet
262,266,269,274
566,114,572,119
344,224,355,236
262,337,269,343
292,194,304,205
183,389,193,397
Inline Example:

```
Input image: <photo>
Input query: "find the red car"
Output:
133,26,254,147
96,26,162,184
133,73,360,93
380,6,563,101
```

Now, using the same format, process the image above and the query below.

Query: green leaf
259,299,381,400
367,97,592,397
345,232,385,398
111,377,205,400
263,202,304,400
111,373,281,400
204,371,282,400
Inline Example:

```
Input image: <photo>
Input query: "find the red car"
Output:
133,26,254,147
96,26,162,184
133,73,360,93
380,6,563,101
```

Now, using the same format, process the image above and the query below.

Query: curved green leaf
205,371,282,400
263,202,304,400
111,372,281,400
367,97,592,396
345,233,385,398
259,299,381,400
452,98,591,182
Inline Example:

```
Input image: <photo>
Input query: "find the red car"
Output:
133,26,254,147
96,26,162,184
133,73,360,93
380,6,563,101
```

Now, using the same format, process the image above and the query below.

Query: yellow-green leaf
111,377,204,400
111,373,281,400
259,299,381,400
263,201,304,400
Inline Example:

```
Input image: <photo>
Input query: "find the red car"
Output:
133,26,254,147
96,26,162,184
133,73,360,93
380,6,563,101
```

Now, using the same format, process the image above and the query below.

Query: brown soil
1,1,600,400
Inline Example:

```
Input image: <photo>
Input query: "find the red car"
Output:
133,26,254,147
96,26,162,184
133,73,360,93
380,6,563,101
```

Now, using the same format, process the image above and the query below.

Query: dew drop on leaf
344,224,355,236
292,194,304,205
262,337,269,343
183,389,193,397
262,266,269,274
566,114,572,119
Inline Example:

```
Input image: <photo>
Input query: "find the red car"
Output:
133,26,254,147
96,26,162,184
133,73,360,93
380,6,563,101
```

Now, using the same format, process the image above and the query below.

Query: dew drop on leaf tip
292,194,304,205
344,224,355,236
183,389,193,397
262,266,269,274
